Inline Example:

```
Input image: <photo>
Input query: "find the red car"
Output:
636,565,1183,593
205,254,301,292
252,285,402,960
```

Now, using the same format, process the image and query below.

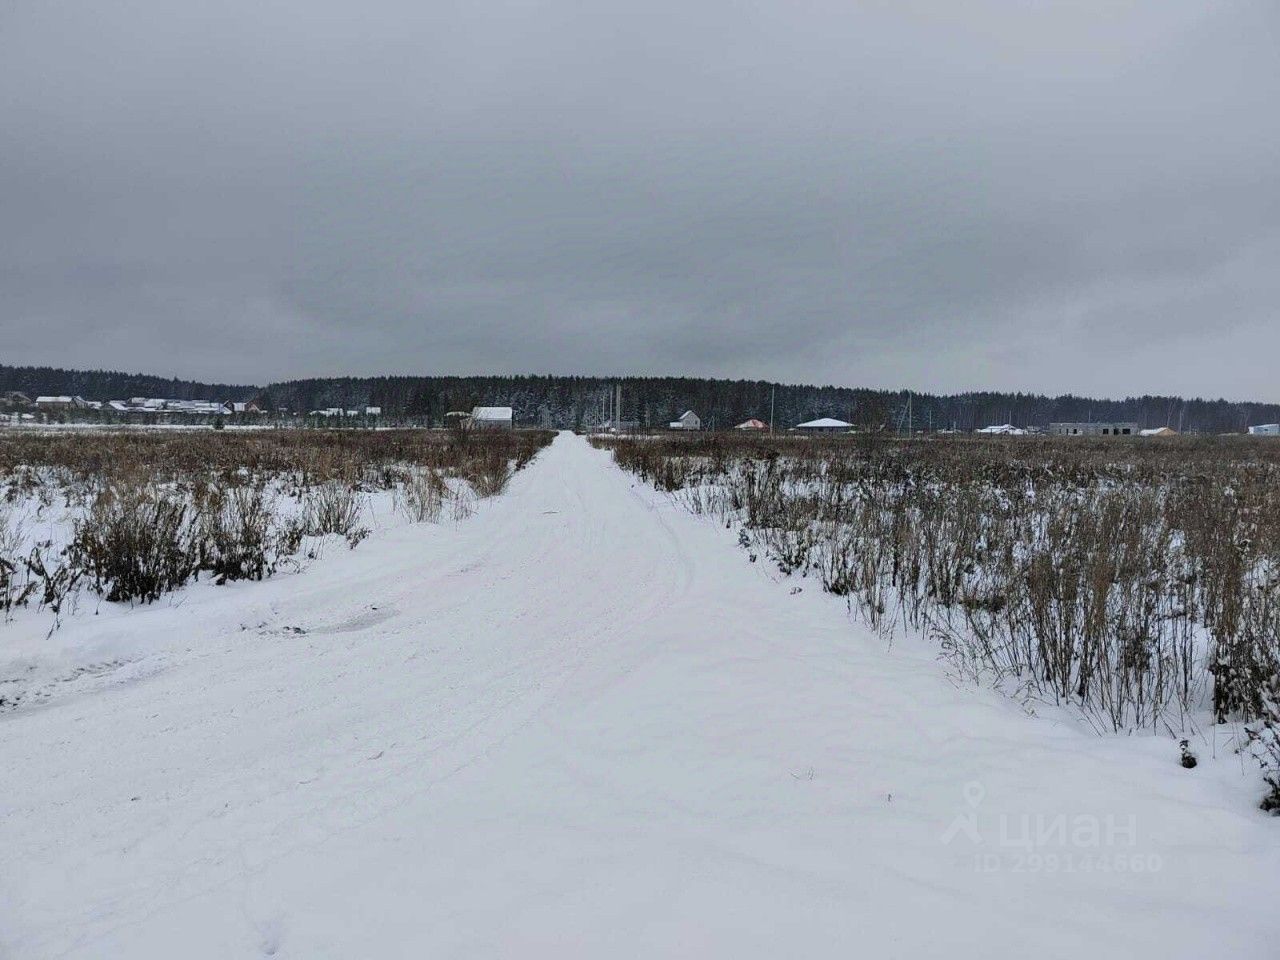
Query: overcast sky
2,1,1278,397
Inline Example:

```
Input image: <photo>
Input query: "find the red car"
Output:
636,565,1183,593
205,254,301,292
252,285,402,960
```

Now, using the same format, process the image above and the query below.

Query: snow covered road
3,432,1278,958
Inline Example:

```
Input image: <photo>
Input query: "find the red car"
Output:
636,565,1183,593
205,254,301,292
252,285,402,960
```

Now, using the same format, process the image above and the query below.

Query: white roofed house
470,406,514,430
668,410,701,431
162,399,230,416
35,395,88,410
1248,424,1280,436
976,423,1026,435
795,416,852,432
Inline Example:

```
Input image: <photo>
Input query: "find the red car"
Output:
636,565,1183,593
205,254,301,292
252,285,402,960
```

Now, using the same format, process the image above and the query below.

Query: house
159,399,229,415
795,417,852,432
976,424,1026,435
101,397,228,416
229,401,263,414
2,391,32,407
365,406,381,417
35,395,88,410
182,400,229,415
668,410,701,431
1049,422,1138,437
1140,427,1178,437
735,418,768,431
1248,424,1280,436
471,406,514,430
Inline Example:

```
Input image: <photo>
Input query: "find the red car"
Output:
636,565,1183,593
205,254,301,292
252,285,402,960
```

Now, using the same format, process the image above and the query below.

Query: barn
470,406,514,430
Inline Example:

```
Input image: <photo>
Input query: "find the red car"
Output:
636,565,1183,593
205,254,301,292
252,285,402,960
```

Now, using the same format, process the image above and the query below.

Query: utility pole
769,385,776,434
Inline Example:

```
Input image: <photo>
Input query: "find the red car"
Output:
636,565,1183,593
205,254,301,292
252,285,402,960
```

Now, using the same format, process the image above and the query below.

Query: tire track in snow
0,434,705,957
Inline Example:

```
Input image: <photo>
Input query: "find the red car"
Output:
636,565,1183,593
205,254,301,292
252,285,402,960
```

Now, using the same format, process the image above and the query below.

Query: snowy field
2,432,1278,958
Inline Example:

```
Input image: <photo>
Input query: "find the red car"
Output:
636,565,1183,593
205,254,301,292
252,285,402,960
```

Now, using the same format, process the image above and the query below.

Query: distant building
471,406,514,430
162,399,229,415
365,406,381,416
668,410,701,431
735,418,768,431
1248,424,1280,436
1049,422,1138,437
35,395,88,410
795,417,852,432
96,397,236,416
1140,427,1178,437
976,424,1026,435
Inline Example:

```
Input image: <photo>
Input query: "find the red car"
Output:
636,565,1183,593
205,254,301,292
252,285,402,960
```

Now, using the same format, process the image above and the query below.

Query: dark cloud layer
3,1,1278,397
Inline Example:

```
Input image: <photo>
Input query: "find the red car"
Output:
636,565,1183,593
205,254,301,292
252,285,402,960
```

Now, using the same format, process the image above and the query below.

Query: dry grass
0,428,553,615
596,432,1280,740
0,427,550,491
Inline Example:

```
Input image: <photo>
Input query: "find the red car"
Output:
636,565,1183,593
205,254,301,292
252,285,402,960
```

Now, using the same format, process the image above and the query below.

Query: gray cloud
2,0,1278,397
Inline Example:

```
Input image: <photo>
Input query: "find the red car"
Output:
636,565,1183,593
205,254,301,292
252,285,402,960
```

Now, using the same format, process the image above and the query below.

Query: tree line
0,364,256,405
4,365,1279,434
